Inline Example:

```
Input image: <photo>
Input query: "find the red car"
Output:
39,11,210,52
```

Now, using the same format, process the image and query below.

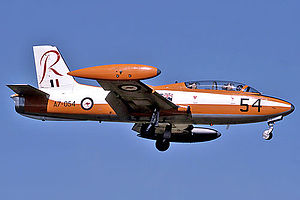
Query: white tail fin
33,45,76,89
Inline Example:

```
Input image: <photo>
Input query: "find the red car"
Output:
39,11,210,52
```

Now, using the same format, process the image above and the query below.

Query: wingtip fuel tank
68,64,160,81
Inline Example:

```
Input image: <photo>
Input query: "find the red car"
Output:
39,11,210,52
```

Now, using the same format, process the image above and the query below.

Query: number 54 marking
240,98,262,112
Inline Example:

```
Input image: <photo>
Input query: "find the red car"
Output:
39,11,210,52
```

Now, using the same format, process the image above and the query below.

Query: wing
67,64,182,120
98,80,178,119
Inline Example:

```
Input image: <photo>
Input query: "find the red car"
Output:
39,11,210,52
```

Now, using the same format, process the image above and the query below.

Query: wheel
262,129,273,140
155,140,170,151
265,132,273,140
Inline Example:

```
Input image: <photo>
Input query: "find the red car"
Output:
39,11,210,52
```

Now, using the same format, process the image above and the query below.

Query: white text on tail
33,45,76,89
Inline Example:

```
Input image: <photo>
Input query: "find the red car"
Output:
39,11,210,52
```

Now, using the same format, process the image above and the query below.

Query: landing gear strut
146,108,159,133
262,115,283,140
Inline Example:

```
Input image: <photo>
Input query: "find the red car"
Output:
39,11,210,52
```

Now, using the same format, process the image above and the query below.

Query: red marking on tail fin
56,79,60,87
39,50,62,84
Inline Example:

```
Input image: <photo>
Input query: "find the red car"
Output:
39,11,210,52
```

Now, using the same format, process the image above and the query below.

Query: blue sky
1,0,299,199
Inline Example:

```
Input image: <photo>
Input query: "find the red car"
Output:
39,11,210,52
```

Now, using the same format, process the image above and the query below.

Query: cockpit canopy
185,80,260,94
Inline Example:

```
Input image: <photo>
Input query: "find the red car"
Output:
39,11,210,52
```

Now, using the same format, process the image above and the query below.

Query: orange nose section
68,64,160,80
277,100,295,116
285,103,295,116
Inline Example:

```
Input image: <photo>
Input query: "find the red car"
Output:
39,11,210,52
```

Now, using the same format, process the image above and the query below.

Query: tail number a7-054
240,98,262,112
54,101,76,107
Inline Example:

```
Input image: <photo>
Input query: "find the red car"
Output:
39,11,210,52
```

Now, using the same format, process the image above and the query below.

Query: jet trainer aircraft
8,45,295,151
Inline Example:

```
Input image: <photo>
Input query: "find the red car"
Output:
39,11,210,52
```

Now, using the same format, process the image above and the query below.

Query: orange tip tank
68,64,161,80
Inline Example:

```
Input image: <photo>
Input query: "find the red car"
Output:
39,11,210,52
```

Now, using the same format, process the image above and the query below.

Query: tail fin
33,45,76,89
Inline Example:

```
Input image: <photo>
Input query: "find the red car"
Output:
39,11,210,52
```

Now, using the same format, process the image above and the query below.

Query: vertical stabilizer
33,45,76,89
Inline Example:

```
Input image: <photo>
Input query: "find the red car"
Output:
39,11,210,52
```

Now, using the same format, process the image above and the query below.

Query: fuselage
8,45,295,151
13,81,294,125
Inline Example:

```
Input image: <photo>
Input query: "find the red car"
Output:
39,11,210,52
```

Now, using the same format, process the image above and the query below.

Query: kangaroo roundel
81,97,94,110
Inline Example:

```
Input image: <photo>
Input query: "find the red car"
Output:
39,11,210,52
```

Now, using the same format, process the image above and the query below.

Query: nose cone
284,102,295,116
216,131,221,138
157,68,161,76
290,103,295,114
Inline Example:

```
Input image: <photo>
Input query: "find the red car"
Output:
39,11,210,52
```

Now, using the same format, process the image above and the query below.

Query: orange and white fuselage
16,76,293,124
8,45,295,151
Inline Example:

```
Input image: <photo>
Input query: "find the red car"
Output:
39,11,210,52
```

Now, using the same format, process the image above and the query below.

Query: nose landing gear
262,115,283,140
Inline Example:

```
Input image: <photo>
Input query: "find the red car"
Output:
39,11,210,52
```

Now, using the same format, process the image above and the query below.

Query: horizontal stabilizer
7,84,49,98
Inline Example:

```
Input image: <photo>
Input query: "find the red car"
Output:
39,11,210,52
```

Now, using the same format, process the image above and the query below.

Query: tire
265,132,273,140
263,130,273,140
155,140,170,151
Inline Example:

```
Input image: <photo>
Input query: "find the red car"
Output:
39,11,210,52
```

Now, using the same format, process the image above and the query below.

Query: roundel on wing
119,84,140,92
81,97,94,110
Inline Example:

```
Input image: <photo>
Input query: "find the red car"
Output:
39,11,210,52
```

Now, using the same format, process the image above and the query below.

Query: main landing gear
262,115,283,140
146,109,172,152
